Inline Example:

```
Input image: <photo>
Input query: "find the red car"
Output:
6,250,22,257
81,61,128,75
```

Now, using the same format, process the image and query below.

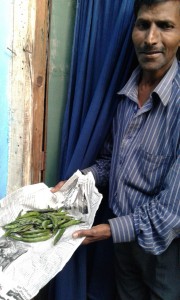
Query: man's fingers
72,225,111,245
72,229,92,239
51,180,66,193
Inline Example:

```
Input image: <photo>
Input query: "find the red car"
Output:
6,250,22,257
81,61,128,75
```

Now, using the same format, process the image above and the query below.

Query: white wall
0,0,36,198
0,1,12,198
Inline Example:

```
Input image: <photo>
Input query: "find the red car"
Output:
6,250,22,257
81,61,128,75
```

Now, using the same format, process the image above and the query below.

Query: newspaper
0,170,102,300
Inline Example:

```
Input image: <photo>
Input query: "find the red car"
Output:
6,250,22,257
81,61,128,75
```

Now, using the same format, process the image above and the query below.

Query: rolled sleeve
81,160,110,187
81,166,100,184
109,215,136,243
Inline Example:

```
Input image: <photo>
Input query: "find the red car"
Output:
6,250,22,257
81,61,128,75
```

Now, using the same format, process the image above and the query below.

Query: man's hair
134,0,180,17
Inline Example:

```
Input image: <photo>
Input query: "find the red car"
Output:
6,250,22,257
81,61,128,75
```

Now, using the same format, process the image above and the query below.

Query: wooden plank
7,0,49,193
31,0,49,183
7,0,36,193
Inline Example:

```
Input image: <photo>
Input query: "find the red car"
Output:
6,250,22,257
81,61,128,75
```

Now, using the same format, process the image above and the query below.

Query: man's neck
137,61,174,107
138,75,161,107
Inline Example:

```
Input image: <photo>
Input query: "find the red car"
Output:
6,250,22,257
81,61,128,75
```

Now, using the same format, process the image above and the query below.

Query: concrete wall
0,1,12,198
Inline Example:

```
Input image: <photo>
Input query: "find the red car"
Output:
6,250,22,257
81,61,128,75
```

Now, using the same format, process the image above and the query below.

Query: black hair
134,0,180,17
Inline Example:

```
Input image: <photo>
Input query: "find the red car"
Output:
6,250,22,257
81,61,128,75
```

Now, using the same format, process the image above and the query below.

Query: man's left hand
72,224,111,245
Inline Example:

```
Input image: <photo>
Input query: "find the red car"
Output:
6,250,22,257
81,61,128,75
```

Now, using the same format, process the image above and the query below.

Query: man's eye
158,22,174,30
135,21,150,30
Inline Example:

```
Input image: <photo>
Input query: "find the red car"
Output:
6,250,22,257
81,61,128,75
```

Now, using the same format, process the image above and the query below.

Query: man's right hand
50,180,67,193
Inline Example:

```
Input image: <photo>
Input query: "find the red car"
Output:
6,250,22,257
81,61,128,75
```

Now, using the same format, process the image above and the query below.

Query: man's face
132,1,180,76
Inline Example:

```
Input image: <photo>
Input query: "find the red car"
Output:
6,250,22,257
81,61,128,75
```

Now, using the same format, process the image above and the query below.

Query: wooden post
7,0,49,194
31,0,49,183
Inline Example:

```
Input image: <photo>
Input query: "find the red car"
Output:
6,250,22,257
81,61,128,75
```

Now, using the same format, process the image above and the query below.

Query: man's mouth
138,48,164,56
138,50,164,60
141,51,162,55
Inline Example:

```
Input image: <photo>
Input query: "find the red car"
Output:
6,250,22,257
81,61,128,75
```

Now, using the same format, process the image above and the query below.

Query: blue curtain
46,1,136,299
59,0,136,179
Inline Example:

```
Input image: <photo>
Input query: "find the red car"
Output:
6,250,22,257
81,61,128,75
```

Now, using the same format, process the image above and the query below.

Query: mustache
137,46,165,54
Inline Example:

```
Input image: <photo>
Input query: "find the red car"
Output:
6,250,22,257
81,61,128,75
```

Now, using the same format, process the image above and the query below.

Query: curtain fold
60,0,136,180
48,1,136,299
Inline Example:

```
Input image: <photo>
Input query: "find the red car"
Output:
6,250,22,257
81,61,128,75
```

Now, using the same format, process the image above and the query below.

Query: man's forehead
134,0,180,16
136,1,180,19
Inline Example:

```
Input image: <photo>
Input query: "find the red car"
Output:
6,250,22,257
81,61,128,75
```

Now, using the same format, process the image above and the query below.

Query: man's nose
145,23,159,45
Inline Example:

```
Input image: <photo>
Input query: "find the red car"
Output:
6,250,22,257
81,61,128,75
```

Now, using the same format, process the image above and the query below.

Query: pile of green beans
3,208,82,245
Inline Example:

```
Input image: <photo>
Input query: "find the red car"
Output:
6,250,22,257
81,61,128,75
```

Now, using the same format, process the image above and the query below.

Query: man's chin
139,60,165,73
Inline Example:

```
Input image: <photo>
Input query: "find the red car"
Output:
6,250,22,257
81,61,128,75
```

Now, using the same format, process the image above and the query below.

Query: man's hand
72,224,111,245
51,180,67,193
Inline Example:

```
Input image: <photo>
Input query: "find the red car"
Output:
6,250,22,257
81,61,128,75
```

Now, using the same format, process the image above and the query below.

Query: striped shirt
85,58,180,255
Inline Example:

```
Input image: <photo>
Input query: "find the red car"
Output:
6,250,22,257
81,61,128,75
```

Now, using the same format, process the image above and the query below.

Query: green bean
57,219,69,226
21,229,50,236
52,228,59,236
3,221,20,230
19,218,43,226
53,212,71,217
45,214,58,229
56,215,73,220
60,219,82,228
42,220,51,229
21,231,51,238
45,224,53,229
3,225,33,236
54,228,66,245
10,233,52,243
3,207,82,245
17,211,40,219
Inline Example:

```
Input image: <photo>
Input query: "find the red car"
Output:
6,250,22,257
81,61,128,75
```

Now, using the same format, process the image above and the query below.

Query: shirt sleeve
82,130,113,187
109,214,136,242
109,148,180,255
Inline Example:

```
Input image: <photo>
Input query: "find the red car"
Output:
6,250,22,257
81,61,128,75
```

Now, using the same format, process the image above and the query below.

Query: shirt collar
117,66,140,104
118,58,178,106
153,58,178,106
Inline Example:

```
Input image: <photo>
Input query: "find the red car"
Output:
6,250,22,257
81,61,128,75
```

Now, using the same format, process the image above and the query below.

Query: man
52,0,180,298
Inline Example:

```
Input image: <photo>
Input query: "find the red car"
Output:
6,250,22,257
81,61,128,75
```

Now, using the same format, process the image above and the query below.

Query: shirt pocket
140,149,173,194
125,147,173,195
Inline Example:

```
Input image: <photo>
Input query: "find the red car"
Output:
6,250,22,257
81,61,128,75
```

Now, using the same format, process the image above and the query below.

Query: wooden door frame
31,0,50,183
7,0,50,194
